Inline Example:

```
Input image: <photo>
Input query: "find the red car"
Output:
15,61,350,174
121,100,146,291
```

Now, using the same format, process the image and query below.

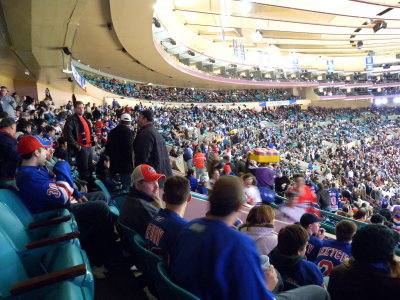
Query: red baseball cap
132,164,166,183
18,135,52,155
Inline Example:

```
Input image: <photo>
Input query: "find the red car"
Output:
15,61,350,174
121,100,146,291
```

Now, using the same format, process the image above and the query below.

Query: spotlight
357,41,363,49
63,47,72,55
381,98,388,104
394,97,400,103
373,21,387,33
152,17,161,28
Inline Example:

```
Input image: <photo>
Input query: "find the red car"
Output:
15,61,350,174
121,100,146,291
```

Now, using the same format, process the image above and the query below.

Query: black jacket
328,260,400,300
63,114,95,154
317,189,331,208
133,124,172,177
0,131,19,179
118,187,159,237
105,124,134,174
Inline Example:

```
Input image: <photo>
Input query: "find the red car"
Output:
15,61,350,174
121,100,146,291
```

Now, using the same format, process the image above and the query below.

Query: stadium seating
155,262,200,300
0,229,91,300
0,189,76,232
93,179,126,217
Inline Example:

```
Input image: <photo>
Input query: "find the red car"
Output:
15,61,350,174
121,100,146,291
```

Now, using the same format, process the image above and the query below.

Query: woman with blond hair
239,205,278,256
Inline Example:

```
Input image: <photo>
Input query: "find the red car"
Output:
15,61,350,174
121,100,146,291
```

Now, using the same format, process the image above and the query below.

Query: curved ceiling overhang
152,0,400,68
109,0,315,88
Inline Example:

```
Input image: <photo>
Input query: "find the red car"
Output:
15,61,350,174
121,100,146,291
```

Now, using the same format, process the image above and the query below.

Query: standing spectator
193,147,206,178
242,173,262,205
118,164,165,237
275,170,290,197
289,175,318,214
328,225,400,299
314,220,357,276
300,213,326,262
63,101,95,185
0,86,15,118
316,183,331,212
105,113,134,190
0,118,18,188
183,143,194,170
133,110,172,180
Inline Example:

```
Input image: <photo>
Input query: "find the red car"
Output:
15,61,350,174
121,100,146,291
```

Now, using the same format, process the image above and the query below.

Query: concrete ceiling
2,0,400,91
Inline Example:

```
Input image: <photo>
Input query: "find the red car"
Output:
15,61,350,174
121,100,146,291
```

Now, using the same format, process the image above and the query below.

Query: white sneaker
96,265,109,273
92,266,107,279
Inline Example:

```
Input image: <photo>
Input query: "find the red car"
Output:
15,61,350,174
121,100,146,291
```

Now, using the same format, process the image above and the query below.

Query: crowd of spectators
1,83,400,298
81,72,302,103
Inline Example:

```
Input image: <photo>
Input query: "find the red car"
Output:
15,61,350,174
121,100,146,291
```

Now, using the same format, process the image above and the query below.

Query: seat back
155,262,200,300
0,189,34,227
94,179,111,202
0,229,28,297
0,202,31,250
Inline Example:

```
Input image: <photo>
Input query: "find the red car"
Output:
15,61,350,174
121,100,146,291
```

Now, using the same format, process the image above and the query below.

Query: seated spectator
353,208,368,222
186,168,198,192
170,176,329,300
15,135,115,278
370,213,385,225
119,164,165,237
196,175,208,195
315,220,357,276
0,117,19,188
221,164,235,176
328,225,400,300
278,191,305,224
300,213,325,262
239,205,278,256
145,176,190,259
269,224,324,287
53,136,72,165
96,154,119,191
207,168,220,189
243,173,262,205
379,200,392,221
392,214,400,232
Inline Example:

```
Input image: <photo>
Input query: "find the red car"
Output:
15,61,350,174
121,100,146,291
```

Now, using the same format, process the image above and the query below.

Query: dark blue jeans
70,199,116,266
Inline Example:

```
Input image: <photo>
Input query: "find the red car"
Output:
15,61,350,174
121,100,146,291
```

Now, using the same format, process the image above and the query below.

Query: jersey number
318,259,333,276
47,183,61,198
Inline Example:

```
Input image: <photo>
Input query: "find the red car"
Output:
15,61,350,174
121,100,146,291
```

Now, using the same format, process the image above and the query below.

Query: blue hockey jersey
314,239,352,276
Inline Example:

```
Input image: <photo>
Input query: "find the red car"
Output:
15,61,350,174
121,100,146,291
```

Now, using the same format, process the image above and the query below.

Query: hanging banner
71,63,87,91
240,43,246,61
327,59,334,73
366,56,374,71
259,100,297,107
233,40,239,57
292,58,300,72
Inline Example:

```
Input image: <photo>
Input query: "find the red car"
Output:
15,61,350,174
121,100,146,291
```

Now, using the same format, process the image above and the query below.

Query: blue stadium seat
0,229,91,300
93,179,127,216
0,201,93,294
155,262,200,300
0,189,76,232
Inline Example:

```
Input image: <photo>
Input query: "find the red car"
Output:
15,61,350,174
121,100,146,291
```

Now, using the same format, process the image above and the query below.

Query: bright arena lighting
381,98,388,104
375,98,382,105
238,0,252,14
394,97,400,103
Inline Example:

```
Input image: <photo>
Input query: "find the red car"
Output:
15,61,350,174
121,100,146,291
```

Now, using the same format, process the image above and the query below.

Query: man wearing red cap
15,135,116,277
118,164,165,237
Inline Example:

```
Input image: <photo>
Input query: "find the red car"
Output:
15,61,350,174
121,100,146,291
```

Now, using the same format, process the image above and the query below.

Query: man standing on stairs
133,110,172,181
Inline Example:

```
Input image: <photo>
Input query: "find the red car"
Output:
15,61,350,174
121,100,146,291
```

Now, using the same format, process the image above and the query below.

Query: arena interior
1,0,400,299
